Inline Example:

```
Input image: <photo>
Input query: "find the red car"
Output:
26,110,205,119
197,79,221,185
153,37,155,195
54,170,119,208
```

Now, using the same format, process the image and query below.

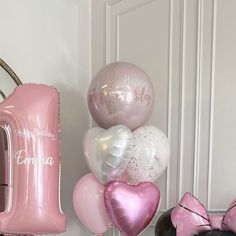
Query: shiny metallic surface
172,193,236,235
83,125,133,184
0,84,66,234
104,181,160,236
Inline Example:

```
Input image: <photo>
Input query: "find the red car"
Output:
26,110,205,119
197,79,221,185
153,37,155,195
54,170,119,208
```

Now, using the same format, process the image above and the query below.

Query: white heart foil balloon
127,126,170,183
83,125,133,184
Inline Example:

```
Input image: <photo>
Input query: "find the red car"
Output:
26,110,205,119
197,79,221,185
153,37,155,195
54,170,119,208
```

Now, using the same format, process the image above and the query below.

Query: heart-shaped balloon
83,125,133,184
127,126,170,183
104,181,160,236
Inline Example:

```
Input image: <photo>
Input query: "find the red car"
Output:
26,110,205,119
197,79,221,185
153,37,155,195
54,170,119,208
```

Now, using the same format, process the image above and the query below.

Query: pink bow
171,192,236,236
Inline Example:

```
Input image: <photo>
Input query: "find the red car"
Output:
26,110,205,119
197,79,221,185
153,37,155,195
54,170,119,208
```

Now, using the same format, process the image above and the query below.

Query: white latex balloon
127,126,170,183
83,125,133,184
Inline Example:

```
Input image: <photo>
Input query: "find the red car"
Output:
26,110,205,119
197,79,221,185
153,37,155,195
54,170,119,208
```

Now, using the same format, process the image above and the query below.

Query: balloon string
107,222,122,236
108,224,113,236
108,223,115,236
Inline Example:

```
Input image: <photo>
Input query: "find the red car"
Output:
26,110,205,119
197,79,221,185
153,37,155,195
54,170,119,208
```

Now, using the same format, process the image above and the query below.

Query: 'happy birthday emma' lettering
15,129,56,141
15,149,54,166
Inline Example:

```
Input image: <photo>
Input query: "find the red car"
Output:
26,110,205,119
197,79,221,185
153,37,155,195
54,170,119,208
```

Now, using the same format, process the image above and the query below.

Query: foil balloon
0,84,67,234
87,62,154,130
83,125,133,184
127,126,170,183
73,173,109,234
104,181,160,236
0,128,7,213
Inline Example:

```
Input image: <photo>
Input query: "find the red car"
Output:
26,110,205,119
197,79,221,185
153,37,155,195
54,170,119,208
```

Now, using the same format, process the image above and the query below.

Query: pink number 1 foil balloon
0,84,67,234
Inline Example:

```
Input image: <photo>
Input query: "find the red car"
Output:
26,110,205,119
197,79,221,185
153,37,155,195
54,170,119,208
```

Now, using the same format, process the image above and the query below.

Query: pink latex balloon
88,62,154,130
104,181,160,236
0,84,67,234
73,173,109,234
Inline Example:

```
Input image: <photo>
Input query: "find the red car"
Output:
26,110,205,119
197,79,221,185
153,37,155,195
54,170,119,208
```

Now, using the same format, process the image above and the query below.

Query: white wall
0,0,93,235
92,0,236,222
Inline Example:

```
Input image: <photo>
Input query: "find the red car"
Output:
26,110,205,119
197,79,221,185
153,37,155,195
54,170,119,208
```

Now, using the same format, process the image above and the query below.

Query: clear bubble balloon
88,62,154,130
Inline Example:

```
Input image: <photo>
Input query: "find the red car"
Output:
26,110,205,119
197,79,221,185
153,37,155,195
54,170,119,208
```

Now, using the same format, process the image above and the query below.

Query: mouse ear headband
171,192,236,236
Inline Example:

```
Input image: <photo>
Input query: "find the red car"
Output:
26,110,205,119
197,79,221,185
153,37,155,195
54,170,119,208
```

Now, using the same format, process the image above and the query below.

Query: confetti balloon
127,126,170,183
87,62,154,130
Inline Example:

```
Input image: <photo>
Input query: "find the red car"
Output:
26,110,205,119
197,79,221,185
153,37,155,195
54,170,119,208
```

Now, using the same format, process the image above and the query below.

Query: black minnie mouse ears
155,208,236,236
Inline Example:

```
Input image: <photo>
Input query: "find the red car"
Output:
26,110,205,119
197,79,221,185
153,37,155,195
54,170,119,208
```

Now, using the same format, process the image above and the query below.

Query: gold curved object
0,58,22,99
0,58,22,85
0,90,6,99
0,59,22,230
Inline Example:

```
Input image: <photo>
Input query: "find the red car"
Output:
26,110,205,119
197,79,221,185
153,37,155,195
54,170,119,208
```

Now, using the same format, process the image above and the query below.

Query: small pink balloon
88,62,154,130
104,181,160,236
73,173,109,234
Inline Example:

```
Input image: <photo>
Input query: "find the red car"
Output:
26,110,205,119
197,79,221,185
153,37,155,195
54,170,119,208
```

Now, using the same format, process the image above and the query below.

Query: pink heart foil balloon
104,181,160,236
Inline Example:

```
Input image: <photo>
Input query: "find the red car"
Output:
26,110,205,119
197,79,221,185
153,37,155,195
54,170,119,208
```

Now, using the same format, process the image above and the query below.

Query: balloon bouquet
73,62,171,236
